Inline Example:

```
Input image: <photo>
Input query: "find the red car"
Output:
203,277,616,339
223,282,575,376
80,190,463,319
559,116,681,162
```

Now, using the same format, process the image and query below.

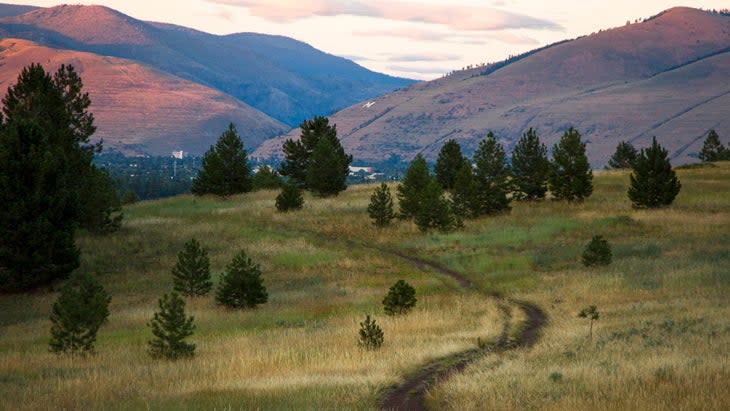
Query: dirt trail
378,250,548,411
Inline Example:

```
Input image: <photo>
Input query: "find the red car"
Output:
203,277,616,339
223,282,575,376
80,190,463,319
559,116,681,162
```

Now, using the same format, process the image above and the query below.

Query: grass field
0,163,728,410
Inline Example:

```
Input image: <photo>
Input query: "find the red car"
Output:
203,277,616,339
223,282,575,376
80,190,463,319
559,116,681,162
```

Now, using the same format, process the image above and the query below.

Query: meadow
0,163,728,410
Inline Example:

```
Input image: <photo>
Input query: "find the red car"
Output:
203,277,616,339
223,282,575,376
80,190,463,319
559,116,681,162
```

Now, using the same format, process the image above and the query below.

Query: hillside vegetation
0,163,728,410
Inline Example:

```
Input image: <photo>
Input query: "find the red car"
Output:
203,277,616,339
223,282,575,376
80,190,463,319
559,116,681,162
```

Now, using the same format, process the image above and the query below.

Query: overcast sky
11,1,730,79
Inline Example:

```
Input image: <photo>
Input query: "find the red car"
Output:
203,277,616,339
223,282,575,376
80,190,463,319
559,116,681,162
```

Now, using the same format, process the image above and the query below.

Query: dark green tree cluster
276,181,305,212
434,139,468,190
367,183,396,227
191,123,252,197
582,235,612,267
628,137,681,208
607,141,639,169
215,250,268,309
382,280,417,315
397,154,455,233
548,127,593,202
49,272,111,355
511,128,550,200
0,64,121,292
252,165,283,190
698,130,730,162
279,116,352,197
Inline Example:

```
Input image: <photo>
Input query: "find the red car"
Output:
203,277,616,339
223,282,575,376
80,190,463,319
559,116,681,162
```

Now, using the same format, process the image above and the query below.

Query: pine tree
252,165,282,190
511,128,550,200
628,137,681,208
435,139,468,191
607,141,639,169
451,161,476,219
357,315,384,350
367,183,396,227
172,238,212,297
578,305,599,340
148,292,195,360
396,154,431,220
698,130,728,162
78,166,122,234
382,280,417,315
414,178,455,233
582,235,612,267
49,272,110,355
191,123,252,197
216,251,268,309
279,116,352,189
548,127,593,202
275,181,304,212
472,132,511,215
306,137,347,197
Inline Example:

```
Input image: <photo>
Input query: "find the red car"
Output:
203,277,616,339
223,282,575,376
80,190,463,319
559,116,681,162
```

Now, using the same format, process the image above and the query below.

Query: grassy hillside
1,163,728,410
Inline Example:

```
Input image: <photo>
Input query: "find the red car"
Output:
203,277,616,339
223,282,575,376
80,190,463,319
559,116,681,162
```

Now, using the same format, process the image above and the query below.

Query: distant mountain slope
0,38,288,155
0,3,36,18
253,7,730,166
0,4,415,127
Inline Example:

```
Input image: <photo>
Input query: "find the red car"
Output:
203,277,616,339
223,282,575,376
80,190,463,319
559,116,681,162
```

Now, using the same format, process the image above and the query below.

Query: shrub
582,235,612,267
382,280,417,315
367,183,396,227
358,315,384,350
275,181,304,212
215,250,268,309
172,238,212,297
49,272,111,355
148,292,195,359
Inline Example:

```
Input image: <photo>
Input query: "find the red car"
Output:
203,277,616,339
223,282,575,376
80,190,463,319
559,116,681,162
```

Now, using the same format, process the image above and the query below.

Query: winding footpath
377,248,548,411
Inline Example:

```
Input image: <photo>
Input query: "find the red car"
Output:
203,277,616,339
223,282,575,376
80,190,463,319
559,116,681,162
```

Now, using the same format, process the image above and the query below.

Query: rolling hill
253,7,730,167
0,4,415,128
0,38,288,154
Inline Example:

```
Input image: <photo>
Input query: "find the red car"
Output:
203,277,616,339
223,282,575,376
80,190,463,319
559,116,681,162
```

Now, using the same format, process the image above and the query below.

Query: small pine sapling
276,181,304,212
148,292,196,359
582,235,612,267
172,238,212,297
358,315,384,350
367,183,396,227
216,250,268,309
578,305,599,340
382,280,417,315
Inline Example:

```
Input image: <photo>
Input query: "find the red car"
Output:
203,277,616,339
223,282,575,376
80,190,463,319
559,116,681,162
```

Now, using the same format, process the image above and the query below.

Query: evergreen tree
414,178,454,233
582,235,612,267
357,315,384,350
578,305,599,340
472,132,511,215
172,238,212,297
396,154,431,220
451,161,476,219
148,292,195,360
367,183,396,227
191,123,252,197
49,272,110,355
435,139,468,190
607,141,639,169
78,166,122,234
306,137,347,197
275,181,304,212
548,127,593,202
216,251,268,309
698,130,728,162
252,165,282,190
0,64,117,291
121,189,139,205
382,280,417,315
628,137,681,208
510,128,549,200
279,116,352,189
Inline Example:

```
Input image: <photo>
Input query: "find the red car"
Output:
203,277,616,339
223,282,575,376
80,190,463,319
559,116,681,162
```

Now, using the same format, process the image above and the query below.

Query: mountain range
0,3,413,154
254,7,730,167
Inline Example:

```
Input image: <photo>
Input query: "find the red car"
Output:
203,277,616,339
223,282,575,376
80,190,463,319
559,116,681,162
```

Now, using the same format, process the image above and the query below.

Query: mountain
0,38,288,154
0,4,415,127
0,3,36,18
253,7,730,166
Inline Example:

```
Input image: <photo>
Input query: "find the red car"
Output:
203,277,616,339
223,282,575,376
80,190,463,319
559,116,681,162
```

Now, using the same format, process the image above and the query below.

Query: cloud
356,27,538,46
341,54,370,62
209,0,562,31
386,53,461,63
387,65,454,75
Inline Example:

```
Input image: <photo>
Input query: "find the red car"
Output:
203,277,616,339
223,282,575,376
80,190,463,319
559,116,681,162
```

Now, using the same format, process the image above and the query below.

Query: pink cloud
210,0,561,31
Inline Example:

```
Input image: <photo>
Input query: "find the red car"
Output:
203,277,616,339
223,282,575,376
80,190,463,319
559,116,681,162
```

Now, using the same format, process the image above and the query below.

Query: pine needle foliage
306,137,347,197
698,130,729,162
172,238,212,297
511,128,549,200
472,132,511,215
548,127,593,202
367,183,396,227
49,272,110,355
215,251,268,309
382,280,417,315
252,165,283,190
275,181,304,212
582,235,612,267
191,123,252,197
607,141,639,169
435,139,468,191
628,137,681,208
578,305,600,339
148,292,195,360
414,178,455,233
357,315,384,350
396,154,431,220
451,161,477,219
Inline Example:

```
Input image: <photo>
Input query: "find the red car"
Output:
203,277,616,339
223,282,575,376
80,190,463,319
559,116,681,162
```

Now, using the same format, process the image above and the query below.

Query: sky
9,1,730,80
